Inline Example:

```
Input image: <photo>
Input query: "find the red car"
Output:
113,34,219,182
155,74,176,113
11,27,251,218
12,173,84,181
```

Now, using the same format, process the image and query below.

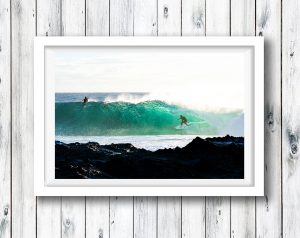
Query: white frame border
34,37,264,196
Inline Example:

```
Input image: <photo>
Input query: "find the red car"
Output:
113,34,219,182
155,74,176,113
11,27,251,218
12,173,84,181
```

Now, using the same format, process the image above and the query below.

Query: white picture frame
34,37,264,196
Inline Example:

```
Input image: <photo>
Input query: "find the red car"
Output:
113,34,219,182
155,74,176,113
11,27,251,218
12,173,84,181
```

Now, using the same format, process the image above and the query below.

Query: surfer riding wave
83,96,88,103
180,115,188,126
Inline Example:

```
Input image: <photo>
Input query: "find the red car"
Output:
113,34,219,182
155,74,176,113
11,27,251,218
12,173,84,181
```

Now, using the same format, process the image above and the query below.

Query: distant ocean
55,93,244,150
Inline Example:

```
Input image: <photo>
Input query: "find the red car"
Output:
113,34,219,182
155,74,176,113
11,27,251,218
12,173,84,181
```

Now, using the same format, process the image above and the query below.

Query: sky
47,46,252,111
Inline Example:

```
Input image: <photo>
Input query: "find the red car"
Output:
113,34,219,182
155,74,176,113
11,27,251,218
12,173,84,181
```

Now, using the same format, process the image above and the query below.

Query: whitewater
55,135,213,151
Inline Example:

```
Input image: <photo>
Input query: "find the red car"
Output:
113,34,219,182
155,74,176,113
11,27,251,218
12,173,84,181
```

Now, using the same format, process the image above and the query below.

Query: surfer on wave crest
83,96,88,103
180,115,188,126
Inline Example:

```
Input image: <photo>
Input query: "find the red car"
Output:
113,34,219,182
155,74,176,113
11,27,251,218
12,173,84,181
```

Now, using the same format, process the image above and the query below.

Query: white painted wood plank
230,197,255,238
36,0,61,36
181,1,206,237
256,0,282,237
182,197,205,238
86,0,109,36
110,0,134,36
62,197,85,238
37,197,61,238
11,0,36,237
206,198,230,238
157,0,181,36
282,0,300,237
231,0,255,36
36,1,62,237
0,0,10,237
61,1,86,238
205,1,231,238
206,0,230,36
133,0,157,36
132,1,157,237
86,197,110,238
182,0,205,36
110,197,133,238
230,1,256,237
134,197,157,238
62,0,85,36
157,197,181,238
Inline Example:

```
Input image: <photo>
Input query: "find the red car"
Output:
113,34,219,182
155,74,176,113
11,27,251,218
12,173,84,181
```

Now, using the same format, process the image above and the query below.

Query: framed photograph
34,37,264,196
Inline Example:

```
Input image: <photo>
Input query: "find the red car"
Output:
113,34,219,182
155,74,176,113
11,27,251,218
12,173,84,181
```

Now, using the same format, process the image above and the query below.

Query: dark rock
55,136,244,179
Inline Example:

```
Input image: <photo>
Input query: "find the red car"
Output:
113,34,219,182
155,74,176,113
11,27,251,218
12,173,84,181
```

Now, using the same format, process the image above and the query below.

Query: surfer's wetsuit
180,115,188,126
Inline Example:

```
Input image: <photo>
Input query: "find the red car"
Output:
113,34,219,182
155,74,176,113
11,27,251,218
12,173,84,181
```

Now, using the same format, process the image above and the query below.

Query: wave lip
55,92,243,113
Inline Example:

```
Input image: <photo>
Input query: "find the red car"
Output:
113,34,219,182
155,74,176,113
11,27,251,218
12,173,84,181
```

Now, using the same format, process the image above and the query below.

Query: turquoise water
55,93,243,136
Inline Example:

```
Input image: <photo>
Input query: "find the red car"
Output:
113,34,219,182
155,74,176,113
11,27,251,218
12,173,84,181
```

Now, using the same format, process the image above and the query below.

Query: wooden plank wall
0,0,292,237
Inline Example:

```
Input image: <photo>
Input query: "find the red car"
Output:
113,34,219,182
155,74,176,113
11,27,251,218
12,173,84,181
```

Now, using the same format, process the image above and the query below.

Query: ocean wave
55,100,243,136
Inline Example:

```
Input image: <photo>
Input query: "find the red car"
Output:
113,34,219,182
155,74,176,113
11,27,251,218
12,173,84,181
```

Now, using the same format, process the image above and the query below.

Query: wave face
55,99,242,136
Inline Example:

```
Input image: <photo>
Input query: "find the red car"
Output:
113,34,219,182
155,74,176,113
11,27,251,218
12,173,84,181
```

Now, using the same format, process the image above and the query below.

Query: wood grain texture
37,197,61,238
86,0,109,36
110,0,134,36
157,0,181,36
205,1,231,237
62,0,85,36
110,197,133,238
230,197,255,238
157,197,181,238
282,0,300,237
0,0,10,237
230,1,256,237
206,0,230,36
36,0,61,36
182,197,205,238
133,0,157,36
11,0,36,237
231,0,255,36
256,0,282,237
86,197,110,238
182,0,205,36
206,198,230,238
36,1,62,237
134,197,157,238
62,197,85,238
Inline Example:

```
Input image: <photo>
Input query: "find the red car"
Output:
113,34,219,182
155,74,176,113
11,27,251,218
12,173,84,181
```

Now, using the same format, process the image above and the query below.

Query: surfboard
176,124,189,130
175,121,206,130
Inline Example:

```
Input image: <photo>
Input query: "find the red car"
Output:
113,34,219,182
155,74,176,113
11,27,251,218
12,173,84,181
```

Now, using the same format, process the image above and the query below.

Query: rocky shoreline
55,135,244,179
